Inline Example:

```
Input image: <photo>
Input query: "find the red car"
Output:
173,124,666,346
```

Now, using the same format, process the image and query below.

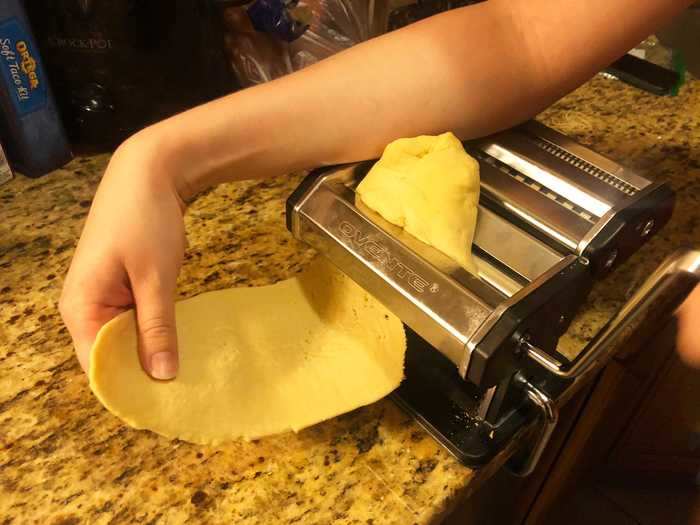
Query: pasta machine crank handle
508,248,700,476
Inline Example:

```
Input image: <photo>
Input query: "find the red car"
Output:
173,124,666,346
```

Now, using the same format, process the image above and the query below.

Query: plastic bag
220,0,389,86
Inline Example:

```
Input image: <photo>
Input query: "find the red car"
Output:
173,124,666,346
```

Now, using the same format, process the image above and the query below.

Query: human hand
60,133,187,379
677,284,700,369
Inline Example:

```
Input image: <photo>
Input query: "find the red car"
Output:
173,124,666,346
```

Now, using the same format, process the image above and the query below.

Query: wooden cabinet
445,318,700,525
524,318,700,524
605,333,700,480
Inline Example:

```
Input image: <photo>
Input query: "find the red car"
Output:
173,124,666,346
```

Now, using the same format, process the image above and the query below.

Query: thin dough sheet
89,259,406,445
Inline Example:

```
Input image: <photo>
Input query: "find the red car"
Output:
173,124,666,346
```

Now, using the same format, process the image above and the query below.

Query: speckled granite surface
539,77,700,359
1,76,699,524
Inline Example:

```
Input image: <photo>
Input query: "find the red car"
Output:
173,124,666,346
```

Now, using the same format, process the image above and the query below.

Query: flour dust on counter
89,257,406,444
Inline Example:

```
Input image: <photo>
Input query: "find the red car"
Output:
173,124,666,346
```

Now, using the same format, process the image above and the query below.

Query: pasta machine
286,120,700,474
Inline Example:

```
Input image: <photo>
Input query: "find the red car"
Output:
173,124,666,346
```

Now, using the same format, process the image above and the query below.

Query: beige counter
1,75,699,524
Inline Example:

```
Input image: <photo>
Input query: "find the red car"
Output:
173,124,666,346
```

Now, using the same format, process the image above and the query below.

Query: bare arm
138,0,693,197
61,0,696,378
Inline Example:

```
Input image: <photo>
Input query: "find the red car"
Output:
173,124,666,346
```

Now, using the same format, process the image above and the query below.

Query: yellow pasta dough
89,259,406,445
356,132,480,271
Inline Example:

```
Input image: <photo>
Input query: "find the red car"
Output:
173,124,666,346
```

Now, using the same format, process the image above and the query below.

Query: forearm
141,0,537,196
135,0,691,198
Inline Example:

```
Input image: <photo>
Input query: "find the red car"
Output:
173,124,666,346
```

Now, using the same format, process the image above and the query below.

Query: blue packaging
0,0,71,177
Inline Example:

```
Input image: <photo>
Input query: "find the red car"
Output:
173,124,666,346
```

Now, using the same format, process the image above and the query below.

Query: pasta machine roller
286,120,700,474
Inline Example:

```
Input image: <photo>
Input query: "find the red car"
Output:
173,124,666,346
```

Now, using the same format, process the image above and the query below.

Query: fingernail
150,352,178,380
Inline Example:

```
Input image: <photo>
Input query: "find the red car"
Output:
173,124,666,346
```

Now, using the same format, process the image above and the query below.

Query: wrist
115,121,195,202
115,77,317,202
133,91,280,200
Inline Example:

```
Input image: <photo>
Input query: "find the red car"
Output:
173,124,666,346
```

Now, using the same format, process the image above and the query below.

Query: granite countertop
1,76,699,524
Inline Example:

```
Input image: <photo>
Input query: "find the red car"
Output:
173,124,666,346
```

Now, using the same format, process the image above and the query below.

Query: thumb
677,285,700,369
131,275,179,380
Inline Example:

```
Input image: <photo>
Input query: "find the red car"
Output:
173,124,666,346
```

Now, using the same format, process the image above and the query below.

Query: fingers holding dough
89,258,406,445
